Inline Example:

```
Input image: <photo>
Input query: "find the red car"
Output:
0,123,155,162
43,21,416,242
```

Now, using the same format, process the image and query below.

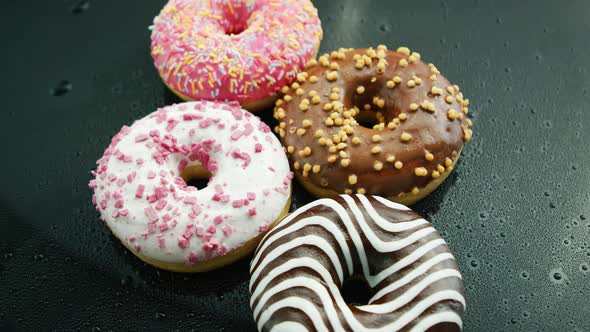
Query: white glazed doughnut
89,101,292,272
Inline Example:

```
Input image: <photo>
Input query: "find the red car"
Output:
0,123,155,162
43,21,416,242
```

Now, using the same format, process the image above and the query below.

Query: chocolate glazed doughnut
249,195,465,332
274,46,473,205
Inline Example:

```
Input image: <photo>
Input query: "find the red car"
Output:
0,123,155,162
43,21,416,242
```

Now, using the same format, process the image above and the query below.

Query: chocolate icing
274,46,473,198
249,195,465,331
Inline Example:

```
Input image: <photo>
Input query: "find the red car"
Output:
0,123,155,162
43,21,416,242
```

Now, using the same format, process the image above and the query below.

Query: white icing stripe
250,235,345,285
408,311,463,332
357,195,427,232
270,322,309,332
249,215,353,281
343,196,436,254
251,198,342,270
257,297,330,332
368,195,412,211
254,277,346,331
367,238,447,287
369,253,456,303
359,269,463,314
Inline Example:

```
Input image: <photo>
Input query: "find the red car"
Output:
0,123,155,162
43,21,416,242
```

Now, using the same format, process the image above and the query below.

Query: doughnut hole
180,165,212,190
344,78,401,130
340,275,375,306
216,2,254,35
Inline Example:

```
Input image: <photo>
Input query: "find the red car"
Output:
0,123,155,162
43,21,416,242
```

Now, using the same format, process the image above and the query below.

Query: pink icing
150,0,322,102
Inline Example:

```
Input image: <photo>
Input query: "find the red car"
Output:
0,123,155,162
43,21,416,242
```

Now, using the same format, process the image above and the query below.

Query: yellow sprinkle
311,95,321,104
284,95,292,102
341,159,350,167
397,47,411,55
352,137,361,145
356,86,365,94
294,161,300,170
414,167,428,176
386,155,396,162
394,161,403,169
325,118,334,126
447,109,458,120
372,134,382,143
386,80,395,89
312,165,321,173
445,157,453,167
348,175,358,185
399,59,409,67
411,187,420,195
432,170,441,179
437,164,445,173
393,76,402,83
345,188,353,195
371,146,382,154
425,152,434,161
445,95,454,104
374,161,383,171
401,132,412,142
431,86,444,95
296,88,305,96
407,80,416,88
328,155,338,163
309,75,318,83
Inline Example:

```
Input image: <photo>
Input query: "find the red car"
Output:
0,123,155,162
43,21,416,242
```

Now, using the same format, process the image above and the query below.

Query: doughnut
150,0,323,112
274,46,473,205
88,101,292,272
250,195,465,332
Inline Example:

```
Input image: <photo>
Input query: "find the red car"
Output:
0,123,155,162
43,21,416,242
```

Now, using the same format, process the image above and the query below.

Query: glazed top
89,101,292,265
275,46,473,197
150,0,323,102
250,195,465,331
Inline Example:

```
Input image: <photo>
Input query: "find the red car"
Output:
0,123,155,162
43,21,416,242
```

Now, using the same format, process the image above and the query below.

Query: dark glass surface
1,0,589,331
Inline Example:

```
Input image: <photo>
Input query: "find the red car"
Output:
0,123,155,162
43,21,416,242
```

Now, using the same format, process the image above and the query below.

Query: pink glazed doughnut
89,101,292,272
150,0,323,111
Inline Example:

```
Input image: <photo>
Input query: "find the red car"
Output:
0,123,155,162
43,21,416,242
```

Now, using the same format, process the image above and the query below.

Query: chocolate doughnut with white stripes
249,195,464,332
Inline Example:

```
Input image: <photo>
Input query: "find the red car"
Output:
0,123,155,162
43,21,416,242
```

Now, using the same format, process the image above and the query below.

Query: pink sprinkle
146,194,157,203
258,121,271,133
214,215,224,224
111,210,120,218
116,178,126,187
207,225,217,234
144,206,159,222
177,236,190,249
159,223,169,232
178,159,188,172
231,149,251,168
186,251,200,265
184,196,197,205
217,245,227,256
157,236,166,248
263,189,270,196
188,129,196,136
88,179,97,189
147,171,156,179
247,192,256,200
108,174,117,182
154,186,168,199
135,134,148,142
255,143,263,153
147,223,157,234
99,199,107,210
195,225,204,237
135,185,145,199
114,200,124,209
268,166,275,172
214,184,224,194
160,169,169,177
182,228,194,240
155,200,167,210
183,113,202,121
162,214,172,222
222,225,232,237
232,200,244,208
248,208,257,216
127,171,137,183
128,236,136,243
230,123,254,140
258,223,269,232
191,205,202,216
166,119,178,132
119,209,129,216
136,158,144,166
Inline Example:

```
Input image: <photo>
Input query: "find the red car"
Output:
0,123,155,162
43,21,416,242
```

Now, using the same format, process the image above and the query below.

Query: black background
1,0,589,331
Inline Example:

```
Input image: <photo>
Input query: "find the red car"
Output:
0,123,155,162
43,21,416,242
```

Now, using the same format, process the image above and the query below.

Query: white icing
91,101,291,265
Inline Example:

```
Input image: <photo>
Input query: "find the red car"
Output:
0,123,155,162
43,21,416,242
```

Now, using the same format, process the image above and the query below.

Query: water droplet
470,259,479,269
51,80,72,96
520,271,529,279
550,202,556,209
71,0,90,14
549,268,566,284
154,312,166,320
496,17,503,24
379,24,390,32
580,263,589,273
